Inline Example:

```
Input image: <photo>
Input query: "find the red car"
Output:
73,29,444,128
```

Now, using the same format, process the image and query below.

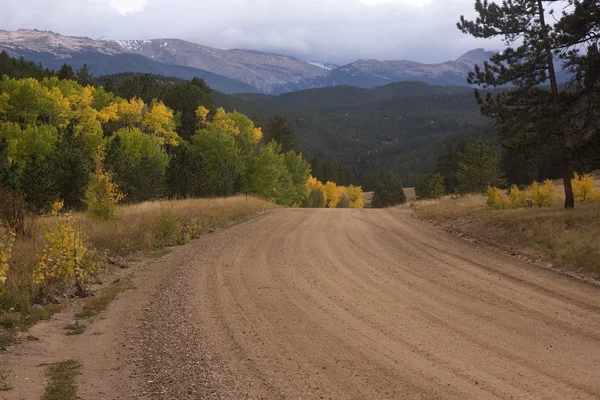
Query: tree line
0,54,365,222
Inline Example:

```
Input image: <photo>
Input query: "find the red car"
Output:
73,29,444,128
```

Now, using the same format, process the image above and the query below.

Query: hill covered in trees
212,82,496,187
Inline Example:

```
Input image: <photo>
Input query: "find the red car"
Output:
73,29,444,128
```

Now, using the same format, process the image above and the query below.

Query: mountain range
0,29,496,94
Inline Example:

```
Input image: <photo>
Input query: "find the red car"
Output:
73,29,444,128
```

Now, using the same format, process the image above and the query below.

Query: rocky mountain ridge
0,29,496,93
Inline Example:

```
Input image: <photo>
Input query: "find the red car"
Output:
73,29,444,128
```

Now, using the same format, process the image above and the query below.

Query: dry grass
81,195,275,255
410,194,600,277
0,196,275,329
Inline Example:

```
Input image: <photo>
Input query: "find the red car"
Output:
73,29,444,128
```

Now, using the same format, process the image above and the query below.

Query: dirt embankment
3,208,600,399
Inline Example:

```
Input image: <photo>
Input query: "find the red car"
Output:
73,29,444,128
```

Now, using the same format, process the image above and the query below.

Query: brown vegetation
410,194,600,277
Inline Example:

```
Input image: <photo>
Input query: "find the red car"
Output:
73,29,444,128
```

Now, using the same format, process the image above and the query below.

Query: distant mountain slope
296,48,498,90
0,30,256,94
111,39,327,93
0,29,500,94
236,81,475,110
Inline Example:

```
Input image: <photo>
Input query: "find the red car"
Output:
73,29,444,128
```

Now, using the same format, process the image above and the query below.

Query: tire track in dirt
143,208,600,399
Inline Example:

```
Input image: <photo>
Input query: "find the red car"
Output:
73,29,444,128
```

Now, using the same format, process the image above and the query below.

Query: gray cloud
0,0,504,64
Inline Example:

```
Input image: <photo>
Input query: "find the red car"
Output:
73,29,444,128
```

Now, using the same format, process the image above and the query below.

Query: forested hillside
213,83,495,187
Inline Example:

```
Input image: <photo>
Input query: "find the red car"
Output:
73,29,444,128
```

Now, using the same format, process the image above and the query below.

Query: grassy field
409,181,600,278
0,196,275,344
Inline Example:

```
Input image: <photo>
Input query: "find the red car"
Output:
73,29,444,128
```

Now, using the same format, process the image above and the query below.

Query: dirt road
139,208,600,399
5,208,600,399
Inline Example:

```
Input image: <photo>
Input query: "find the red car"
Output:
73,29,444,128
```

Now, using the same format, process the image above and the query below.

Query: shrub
306,188,325,208
371,174,406,208
528,180,554,207
486,186,509,209
153,210,182,246
508,185,528,208
415,172,446,200
32,201,97,299
573,172,600,203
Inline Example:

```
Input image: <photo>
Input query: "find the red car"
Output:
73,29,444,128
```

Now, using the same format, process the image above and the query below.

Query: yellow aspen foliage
487,186,509,209
85,145,125,221
324,181,340,208
528,180,555,207
253,127,263,142
572,173,600,203
306,175,324,196
44,86,72,128
76,86,94,110
32,201,97,295
508,185,527,208
117,97,145,126
210,108,240,135
195,105,210,123
97,103,119,123
347,185,365,208
142,102,179,146
73,107,103,149
0,226,16,288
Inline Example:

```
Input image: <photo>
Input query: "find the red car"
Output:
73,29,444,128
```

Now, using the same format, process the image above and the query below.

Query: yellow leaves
210,108,240,135
117,97,145,126
97,103,119,123
73,107,103,149
573,172,600,203
195,105,209,123
141,102,179,146
346,185,365,208
44,86,72,128
488,180,555,209
85,145,125,221
305,176,365,208
0,227,16,287
528,180,555,207
324,181,340,208
253,127,263,142
32,207,96,291
487,186,509,209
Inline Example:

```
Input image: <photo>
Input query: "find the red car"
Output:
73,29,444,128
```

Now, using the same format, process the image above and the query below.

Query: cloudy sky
1,0,503,64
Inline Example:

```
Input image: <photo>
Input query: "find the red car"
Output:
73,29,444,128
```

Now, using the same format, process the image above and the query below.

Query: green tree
436,139,468,193
371,174,406,208
49,130,94,210
455,140,506,194
75,64,94,86
248,141,294,205
284,151,312,207
166,142,207,198
263,115,299,153
457,0,574,208
415,172,446,200
192,125,244,197
57,64,75,80
20,151,56,212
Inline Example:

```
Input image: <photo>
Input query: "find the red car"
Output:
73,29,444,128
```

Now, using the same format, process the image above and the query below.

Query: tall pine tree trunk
538,0,575,209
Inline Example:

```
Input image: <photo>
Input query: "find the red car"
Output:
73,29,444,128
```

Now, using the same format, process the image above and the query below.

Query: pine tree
57,64,75,80
20,152,56,213
371,174,406,208
166,143,208,198
75,63,94,86
415,173,446,200
455,140,506,194
458,0,575,208
263,115,299,153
